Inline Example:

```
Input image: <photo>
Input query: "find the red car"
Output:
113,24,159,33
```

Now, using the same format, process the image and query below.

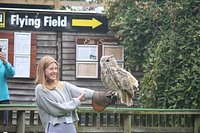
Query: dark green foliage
104,0,200,109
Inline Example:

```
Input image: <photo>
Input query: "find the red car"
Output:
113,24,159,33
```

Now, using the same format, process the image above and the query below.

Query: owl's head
100,55,118,68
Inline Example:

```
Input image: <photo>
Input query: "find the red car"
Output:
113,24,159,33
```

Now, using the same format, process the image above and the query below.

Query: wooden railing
0,104,200,133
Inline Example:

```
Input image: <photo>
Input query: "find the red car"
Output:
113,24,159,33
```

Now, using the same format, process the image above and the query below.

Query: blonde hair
35,55,63,90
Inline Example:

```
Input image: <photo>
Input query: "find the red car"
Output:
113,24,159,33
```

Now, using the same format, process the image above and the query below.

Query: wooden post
0,110,3,125
194,115,200,133
54,0,60,10
17,111,25,133
123,114,131,133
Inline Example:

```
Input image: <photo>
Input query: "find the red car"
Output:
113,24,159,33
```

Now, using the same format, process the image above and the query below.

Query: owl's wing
109,66,138,97
100,70,109,89
100,69,113,91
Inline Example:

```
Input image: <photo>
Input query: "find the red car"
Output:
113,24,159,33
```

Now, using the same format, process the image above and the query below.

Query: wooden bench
0,104,200,133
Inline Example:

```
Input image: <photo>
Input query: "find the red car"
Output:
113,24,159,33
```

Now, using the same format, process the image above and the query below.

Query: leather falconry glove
92,91,117,112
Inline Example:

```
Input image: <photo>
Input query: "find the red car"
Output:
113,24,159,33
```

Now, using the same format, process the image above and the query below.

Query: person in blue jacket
0,50,15,126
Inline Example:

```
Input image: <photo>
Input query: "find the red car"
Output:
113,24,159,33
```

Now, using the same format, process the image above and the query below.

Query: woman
35,55,115,133
0,50,15,126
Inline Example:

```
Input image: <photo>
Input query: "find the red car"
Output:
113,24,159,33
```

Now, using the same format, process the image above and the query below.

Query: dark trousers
0,100,10,126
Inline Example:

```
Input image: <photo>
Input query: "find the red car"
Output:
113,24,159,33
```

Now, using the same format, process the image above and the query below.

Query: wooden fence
0,104,200,133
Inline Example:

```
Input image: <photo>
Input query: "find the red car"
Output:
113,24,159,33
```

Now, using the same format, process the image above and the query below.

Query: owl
100,55,139,106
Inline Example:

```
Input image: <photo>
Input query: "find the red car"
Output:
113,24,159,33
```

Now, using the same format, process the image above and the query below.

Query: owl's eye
106,59,109,62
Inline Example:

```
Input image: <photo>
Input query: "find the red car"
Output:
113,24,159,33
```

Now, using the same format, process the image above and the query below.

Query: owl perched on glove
100,55,139,106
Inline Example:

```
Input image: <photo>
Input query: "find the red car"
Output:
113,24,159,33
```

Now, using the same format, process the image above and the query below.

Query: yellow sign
0,12,5,28
72,18,102,29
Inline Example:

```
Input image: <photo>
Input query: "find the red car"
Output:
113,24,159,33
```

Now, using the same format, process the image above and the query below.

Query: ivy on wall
104,0,200,109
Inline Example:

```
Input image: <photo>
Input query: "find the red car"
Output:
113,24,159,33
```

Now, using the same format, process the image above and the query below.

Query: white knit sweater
35,81,95,132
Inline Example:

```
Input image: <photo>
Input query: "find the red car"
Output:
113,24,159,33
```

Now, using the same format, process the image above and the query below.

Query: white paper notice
14,32,31,54
14,56,30,77
76,45,98,61
14,32,31,78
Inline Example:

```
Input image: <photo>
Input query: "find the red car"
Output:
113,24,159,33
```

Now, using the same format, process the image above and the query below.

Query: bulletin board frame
14,32,31,78
76,62,98,78
102,45,124,61
76,45,98,61
0,31,37,79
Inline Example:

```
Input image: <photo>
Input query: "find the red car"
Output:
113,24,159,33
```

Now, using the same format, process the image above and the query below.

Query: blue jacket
0,60,15,101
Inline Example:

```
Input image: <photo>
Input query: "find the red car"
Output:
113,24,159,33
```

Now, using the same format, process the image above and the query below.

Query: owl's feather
100,55,139,106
